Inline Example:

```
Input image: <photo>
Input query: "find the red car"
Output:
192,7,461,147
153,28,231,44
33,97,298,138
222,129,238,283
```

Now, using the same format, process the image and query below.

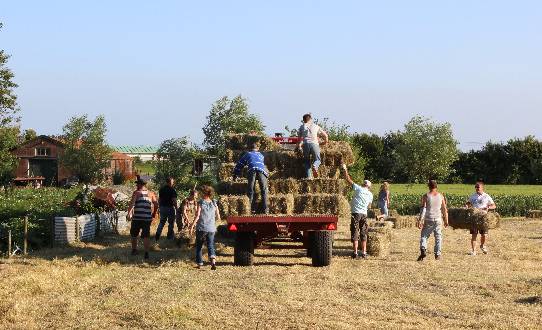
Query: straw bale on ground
448,208,500,230
366,225,392,257
526,210,542,219
386,216,418,229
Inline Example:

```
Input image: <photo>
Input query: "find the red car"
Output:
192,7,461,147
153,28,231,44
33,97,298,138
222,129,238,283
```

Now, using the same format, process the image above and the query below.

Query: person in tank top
128,175,159,260
417,179,448,261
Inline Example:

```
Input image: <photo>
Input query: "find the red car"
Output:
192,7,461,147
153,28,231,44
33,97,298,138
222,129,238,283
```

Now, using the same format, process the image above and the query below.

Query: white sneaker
469,250,477,256
480,246,488,254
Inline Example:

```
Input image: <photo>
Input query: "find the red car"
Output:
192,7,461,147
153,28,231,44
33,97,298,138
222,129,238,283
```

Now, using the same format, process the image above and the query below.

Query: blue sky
2,1,541,149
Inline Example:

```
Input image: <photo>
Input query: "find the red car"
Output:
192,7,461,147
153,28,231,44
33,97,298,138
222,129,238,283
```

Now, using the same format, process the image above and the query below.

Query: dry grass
1,219,541,329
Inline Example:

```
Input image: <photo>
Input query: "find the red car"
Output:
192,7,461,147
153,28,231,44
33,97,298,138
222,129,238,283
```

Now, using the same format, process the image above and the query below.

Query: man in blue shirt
342,164,373,259
233,141,269,214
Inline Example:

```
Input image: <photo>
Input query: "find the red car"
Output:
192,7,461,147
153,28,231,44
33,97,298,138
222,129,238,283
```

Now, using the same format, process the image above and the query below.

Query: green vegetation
134,160,156,175
378,183,542,195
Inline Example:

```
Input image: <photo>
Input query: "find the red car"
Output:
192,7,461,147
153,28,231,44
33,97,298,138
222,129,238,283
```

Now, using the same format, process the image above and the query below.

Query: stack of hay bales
366,222,392,257
218,134,354,218
526,210,542,219
385,216,418,229
448,208,501,231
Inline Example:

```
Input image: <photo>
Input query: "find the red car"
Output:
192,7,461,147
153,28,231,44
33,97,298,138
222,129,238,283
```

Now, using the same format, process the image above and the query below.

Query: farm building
112,145,158,162
11,135,134,186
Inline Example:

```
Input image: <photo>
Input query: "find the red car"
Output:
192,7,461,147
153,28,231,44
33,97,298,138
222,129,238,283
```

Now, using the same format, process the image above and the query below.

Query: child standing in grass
189,185,220,270
377,182,391,219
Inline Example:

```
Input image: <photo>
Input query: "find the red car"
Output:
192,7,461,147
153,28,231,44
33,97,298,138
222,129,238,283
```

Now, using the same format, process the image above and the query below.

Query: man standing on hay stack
341,164,373,259
466,180,496,256
297,113,329,178
233,141,269,214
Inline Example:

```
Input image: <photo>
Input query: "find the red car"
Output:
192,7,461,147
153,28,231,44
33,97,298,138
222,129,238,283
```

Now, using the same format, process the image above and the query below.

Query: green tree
396,116,459,183
0,22,20,188
60,115,112,184
23,128,37,142
202,95,265,156
154,137,198,191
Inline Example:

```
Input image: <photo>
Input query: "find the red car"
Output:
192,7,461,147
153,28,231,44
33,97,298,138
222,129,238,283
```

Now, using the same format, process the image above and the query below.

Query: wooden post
75,216,80,242
23,216,28,255
7,230,12,258
50,217,55,248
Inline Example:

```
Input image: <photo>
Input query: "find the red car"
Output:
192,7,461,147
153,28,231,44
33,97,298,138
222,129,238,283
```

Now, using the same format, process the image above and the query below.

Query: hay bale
526,210,542,219
448,208,500,230
298,178,349,195
293,194,349,216
223,149,245,162
386,216,418,229
268,178,299,195
366,219,394,229
218,195,251,217
216,181,248,195
225,134,280,151
268,194,295,215
367,208,381,219
320,141,355,165
366,226,392,257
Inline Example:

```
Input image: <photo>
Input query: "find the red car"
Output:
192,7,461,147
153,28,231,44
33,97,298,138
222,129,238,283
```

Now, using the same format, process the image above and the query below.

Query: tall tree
60,115,112,184
202,95,265,156
154,137,197,190
396,116,459,183
0,22,20,188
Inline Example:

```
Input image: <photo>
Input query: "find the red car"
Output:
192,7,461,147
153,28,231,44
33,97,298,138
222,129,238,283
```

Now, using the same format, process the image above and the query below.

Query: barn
11,135,134,186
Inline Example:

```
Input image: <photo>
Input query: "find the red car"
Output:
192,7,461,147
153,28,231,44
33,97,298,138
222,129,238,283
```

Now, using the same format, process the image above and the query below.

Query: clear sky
2,1,541,150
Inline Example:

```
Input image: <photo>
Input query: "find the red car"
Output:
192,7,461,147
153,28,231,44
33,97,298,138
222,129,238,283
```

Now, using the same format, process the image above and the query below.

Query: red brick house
11,135,133,186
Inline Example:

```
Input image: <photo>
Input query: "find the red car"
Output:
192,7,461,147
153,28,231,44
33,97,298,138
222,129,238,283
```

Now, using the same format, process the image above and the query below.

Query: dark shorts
130,220,151,238
350,213,368,242
470,227,488,235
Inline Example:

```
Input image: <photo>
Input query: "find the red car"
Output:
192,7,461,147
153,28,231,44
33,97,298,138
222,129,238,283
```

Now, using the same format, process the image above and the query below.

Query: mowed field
1,218,541,329
374,184,542,196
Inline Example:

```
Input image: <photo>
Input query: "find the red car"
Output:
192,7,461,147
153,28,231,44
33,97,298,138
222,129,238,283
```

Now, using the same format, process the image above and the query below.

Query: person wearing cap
296,114,329,178
466,179,496,255
233,141,269,214
127,175,159,260
342,164,373,259
417,179,448,261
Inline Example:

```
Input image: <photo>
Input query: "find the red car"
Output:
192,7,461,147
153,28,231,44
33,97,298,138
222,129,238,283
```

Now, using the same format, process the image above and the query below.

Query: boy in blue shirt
342,164,373,259
233,141,269,214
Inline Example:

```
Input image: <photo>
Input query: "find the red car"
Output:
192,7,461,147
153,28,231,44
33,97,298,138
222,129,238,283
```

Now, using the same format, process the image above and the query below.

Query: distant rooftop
113,145,158,154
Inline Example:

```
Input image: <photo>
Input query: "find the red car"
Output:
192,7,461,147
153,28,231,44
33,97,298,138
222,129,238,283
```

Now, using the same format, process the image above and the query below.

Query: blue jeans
195,231,216,265
420,219,443,256
247,171,268,213
303,142,321,178
155,206,176,240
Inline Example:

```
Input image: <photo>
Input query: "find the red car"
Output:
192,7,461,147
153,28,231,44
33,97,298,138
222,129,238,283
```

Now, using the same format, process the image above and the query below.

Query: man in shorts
342,164,373,259
466,179,496,255
128,176,159,260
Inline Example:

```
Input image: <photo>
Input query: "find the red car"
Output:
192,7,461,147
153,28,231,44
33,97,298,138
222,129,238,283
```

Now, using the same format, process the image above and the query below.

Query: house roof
113,145,158,154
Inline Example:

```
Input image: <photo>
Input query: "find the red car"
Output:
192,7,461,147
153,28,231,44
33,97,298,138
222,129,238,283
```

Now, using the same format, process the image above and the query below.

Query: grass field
372,184,542,196
1,218,541,329
134,161,156,175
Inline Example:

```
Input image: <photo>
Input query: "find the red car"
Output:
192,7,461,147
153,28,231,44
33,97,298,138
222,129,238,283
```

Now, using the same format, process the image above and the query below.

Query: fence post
24,216,28,255
7,230,12,258
50,217,55,248
75,216,80,242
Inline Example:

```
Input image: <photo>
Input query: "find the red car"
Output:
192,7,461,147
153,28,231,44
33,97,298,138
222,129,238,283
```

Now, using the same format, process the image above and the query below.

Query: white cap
364,180,372,187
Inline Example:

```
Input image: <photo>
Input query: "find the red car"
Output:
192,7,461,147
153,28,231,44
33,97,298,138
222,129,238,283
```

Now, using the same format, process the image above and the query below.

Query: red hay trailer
227,215,338,267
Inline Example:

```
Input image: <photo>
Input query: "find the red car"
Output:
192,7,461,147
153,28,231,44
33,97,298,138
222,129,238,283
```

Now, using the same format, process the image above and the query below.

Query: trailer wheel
311,230,333,267
234,232,254,266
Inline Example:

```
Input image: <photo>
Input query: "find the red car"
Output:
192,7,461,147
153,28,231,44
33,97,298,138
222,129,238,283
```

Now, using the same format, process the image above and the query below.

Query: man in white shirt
297,114,329,178
342,164,373,259
466,180,496,255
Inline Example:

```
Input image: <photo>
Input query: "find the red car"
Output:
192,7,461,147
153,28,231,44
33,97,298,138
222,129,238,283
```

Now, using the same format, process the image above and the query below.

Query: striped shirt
233,151,268,177
133,190,153,221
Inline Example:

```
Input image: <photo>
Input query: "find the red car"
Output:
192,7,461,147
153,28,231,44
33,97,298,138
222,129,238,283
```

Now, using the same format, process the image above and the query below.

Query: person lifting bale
296,114,329,179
